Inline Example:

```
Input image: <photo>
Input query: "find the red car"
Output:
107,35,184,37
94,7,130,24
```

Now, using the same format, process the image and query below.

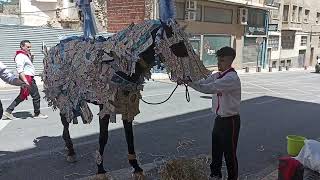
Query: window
317,13,320,24
202,35,231,66
281,31,295,49
272,61,277,68
176,2,186,20
0,4,3,13
301,36,307,46
318,36,320,47
248,9,265,26
268,36,279,50
298,7,302,22
292,5,297,22
280,60,285,67
176,2,202,21
283,5,289,22
304,9,310,23
287,60,292,67
203,6,232,24
271,3,280,19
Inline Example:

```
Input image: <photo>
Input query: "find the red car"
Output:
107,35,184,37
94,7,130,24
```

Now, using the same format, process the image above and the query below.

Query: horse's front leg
123,120,144,179
60,113,76,163
96,105,110,175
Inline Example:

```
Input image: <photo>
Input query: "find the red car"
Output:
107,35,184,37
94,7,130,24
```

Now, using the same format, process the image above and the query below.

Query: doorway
298,50,306,68
310,47,314,66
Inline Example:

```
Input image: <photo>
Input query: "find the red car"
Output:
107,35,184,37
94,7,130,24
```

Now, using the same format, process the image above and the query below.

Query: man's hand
177,77,192,85
21,82,31,89
13,78,30,89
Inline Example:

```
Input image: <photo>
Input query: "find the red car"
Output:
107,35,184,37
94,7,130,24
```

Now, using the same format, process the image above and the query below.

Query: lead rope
141,83,190,105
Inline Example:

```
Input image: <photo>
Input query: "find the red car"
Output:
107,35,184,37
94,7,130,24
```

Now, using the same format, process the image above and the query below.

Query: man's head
20,40,31,54
216,46,236,72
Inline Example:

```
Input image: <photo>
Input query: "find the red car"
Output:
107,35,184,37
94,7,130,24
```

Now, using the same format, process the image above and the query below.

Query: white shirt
189,69,241,117
15,53,35,76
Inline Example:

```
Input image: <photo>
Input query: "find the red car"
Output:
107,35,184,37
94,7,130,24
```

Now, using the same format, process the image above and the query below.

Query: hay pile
159,156,210,180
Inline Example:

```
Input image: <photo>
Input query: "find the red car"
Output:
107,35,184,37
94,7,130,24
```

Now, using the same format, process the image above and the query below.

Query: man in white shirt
0,62,29,119
3,40,48,120
188,47,241,180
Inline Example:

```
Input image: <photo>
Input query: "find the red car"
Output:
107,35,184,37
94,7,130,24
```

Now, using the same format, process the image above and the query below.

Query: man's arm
197,72,220,84
0,62,26,86
189,74,240,94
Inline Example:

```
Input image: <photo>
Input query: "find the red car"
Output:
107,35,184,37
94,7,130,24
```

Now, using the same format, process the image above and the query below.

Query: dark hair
216,46,236,60
20,40,31,48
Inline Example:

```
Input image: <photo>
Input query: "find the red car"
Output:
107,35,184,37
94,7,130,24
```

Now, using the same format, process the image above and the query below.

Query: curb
0,68,314,89
261,170,278,180
76,162,159,180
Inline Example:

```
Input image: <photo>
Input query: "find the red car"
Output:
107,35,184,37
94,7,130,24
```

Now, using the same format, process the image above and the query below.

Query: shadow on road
12,111,33,119
1,96,320,180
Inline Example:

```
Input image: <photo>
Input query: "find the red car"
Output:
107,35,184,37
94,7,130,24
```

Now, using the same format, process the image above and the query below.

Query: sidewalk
0,67,315,89
75,162,278,180
151,67,315,80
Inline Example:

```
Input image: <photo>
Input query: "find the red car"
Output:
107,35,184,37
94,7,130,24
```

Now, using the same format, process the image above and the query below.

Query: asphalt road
0,70,319,180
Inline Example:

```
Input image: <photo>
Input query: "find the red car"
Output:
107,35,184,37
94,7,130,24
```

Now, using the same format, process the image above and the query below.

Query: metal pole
18,0,22,25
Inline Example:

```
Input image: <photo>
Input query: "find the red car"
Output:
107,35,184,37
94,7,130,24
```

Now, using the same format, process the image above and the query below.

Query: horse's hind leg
123,120,144,179
60,113,76,162
96,105,110,175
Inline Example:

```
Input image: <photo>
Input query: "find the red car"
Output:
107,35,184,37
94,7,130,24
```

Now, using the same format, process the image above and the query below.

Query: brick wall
106,0,146,32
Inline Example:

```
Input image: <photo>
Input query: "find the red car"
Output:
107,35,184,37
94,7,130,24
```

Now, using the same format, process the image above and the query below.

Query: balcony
282,22,302,31
208,0,278,10
35,0,58,2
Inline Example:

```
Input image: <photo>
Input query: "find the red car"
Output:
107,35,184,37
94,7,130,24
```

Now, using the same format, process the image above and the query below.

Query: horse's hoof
66,155,77,163
132,172,145,180
92,173,112,180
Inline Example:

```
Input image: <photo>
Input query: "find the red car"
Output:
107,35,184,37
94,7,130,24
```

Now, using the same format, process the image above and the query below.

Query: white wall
21,0,57,26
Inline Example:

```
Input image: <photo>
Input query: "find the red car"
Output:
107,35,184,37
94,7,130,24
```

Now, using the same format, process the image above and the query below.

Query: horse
42,19,210,179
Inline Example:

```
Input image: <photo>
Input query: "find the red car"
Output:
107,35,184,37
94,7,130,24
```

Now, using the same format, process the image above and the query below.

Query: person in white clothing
187,47,241,180
3,40,48,120
0,62,29,119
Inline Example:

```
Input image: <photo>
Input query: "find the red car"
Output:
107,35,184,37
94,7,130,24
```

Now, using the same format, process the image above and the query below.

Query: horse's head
126,19,209,86
152,20,210,83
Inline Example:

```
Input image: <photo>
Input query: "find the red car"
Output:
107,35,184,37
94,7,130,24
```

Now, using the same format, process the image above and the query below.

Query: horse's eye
170,41,188,57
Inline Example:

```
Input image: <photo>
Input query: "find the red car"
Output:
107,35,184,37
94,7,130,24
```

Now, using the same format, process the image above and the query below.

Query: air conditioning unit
186,0,197,11
185,11,197,21
238,8,248,25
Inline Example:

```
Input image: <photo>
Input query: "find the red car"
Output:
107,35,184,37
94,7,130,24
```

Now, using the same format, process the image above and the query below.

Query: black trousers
0,100,3,119
210,115,240,180
6,78,41,115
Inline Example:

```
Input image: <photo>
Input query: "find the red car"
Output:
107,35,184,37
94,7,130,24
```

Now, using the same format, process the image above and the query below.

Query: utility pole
18,0,22,25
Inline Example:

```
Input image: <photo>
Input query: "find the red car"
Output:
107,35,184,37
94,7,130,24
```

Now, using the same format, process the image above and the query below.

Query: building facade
0,0,107,30
268,0,320,69
105,0,276,70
